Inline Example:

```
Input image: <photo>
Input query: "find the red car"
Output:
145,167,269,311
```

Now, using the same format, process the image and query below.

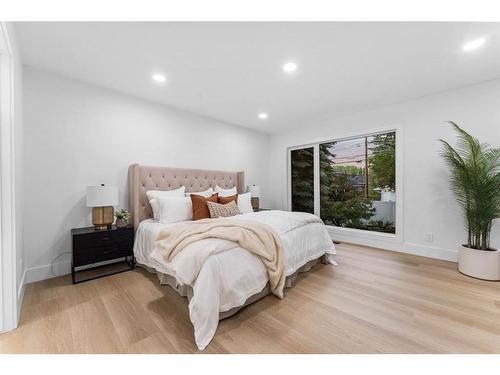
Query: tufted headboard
128,164,245,228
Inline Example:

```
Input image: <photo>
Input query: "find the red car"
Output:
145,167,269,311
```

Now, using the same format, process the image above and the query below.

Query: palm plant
439,122,500,250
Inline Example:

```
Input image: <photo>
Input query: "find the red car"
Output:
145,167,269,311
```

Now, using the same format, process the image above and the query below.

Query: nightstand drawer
73,240,131,265
95,242,131,262
76,229,133,246
75,234,131,250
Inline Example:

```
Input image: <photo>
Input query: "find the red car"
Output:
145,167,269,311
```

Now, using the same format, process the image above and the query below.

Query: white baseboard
25,260,71,284
402,242,457,262
25,258,130,284
330,230,457,262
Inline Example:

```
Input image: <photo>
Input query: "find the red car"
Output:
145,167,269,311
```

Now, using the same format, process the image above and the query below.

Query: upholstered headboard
128,164,245,228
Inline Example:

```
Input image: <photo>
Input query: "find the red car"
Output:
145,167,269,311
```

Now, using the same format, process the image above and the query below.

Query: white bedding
133,210,336,349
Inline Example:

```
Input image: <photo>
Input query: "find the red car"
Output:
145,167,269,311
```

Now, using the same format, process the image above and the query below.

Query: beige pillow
206,200,241,218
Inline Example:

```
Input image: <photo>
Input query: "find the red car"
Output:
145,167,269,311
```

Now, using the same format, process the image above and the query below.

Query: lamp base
251,197,259,210
92,206,114,230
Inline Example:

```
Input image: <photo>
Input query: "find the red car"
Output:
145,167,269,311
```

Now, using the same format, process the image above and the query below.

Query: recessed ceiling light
258,113,268,119
152,73,166,83
463,38,486,52
282,61,298,73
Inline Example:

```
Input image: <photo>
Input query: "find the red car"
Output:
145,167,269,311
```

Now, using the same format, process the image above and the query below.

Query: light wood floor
1,243,500,353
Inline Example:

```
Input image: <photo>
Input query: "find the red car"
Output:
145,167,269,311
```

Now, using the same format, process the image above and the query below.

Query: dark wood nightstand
71,225,135,284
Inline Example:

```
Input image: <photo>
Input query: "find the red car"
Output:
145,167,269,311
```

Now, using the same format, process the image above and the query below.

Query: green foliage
369,133,396,190
322,197,375,227
114,208,130,220
291,148,315,214
363,220,396,233
320,143,376,227
332,164,364,176
439,122,500,250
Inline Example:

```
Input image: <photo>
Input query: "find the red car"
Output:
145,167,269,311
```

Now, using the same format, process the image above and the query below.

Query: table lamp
247,184,261,210
86,184,119,230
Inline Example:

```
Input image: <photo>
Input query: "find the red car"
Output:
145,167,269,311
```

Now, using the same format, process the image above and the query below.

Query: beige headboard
128,164,245,228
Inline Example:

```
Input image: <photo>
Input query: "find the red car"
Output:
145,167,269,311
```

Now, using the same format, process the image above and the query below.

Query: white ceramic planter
458,245,500,281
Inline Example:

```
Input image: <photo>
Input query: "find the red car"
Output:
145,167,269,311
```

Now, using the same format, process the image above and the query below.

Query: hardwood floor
1,243,500,353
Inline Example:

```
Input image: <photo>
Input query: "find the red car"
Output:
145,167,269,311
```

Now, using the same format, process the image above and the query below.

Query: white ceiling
15,22,500,133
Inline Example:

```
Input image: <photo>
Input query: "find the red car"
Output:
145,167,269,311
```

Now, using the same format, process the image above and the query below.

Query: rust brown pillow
191,193,219,220
218,194,238,205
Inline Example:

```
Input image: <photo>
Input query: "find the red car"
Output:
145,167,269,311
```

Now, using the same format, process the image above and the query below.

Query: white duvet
133,210,336,349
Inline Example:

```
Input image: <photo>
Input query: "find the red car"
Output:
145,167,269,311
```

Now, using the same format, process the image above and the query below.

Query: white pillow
185,187,214,197
146,186,186,220
158,196,193,224
237,192,254,214
215,185,237,197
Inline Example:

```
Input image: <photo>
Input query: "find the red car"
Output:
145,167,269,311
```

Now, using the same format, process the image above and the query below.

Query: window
290,147,315,214
289,131,397,234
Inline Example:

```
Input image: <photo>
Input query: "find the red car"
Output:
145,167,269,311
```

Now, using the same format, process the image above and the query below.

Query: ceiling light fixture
152,73,166,83
258,113,268,119
463,38,486,52
282,61,298,73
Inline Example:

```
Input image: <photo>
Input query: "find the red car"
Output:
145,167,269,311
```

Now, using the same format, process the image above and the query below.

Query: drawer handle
103,251,112,255
102,237,110,240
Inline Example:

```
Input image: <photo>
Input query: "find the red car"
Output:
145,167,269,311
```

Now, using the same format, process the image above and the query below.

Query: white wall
268,79,500,261
23,67,270,282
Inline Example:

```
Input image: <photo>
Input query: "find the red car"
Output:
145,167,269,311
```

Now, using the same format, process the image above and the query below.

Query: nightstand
254,208,271,212
71,225,135,284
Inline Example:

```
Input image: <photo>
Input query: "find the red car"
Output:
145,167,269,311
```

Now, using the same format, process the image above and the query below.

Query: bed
128,164,336,349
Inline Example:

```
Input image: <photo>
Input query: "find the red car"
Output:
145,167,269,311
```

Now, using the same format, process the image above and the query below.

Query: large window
289,131,397,234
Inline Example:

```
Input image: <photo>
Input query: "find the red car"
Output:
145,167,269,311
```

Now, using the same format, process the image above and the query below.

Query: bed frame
128,164,245,229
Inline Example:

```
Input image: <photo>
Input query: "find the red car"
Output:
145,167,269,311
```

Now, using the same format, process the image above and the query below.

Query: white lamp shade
247,184,261,197
86,185,119,207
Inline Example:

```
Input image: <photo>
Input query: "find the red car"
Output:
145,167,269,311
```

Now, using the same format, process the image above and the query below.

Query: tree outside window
319,132,396,233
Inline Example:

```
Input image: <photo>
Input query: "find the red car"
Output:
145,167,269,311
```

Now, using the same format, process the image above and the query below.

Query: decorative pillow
186,187,214,197
191,193,219,220
215,185,237,197
207,200,241,218
146,186,186,220
218,194,238,205
157,196,193,224
237,192,254,214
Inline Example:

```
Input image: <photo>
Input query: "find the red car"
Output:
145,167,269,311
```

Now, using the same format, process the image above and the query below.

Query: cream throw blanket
154,218,286,298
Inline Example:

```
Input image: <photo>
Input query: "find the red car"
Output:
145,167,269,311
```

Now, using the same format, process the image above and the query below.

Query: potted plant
114,208,130,229
439,122,500,280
